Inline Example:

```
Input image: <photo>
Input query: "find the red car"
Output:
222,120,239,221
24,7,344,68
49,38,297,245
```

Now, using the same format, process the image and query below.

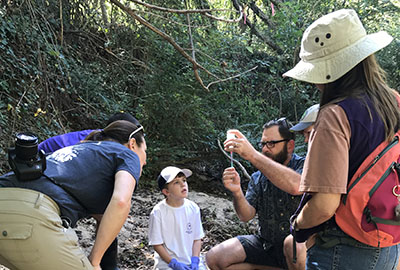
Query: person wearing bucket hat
149,166,206,270
284,9,400,270
290,104,319,143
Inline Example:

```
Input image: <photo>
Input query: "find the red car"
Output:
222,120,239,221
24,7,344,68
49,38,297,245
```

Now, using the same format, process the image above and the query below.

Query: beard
264,142,288,164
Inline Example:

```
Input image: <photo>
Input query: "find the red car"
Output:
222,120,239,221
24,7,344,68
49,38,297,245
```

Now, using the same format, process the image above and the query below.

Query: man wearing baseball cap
148,166,206,270
290,104,319,143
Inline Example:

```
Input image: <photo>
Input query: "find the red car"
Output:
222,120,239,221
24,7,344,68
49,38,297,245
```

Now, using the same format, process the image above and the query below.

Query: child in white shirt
148,166,206,270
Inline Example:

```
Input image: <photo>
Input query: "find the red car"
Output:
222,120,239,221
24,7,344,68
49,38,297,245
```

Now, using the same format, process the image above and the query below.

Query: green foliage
351,0,400,89
0,0,399,189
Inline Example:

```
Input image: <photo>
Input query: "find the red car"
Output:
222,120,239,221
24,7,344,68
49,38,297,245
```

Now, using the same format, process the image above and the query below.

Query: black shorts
237,234,287,269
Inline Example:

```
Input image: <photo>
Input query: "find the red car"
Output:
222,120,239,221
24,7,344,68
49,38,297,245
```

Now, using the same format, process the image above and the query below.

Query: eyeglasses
128,125,144,140
257,139,289,149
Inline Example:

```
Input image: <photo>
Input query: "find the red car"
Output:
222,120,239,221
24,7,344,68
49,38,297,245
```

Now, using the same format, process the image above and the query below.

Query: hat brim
165,168,192,185
290,122,313,132
181,169,192,178
158,167,192,191
283,31,393,84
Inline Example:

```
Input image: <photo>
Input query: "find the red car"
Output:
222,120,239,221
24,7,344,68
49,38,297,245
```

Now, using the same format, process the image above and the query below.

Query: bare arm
223,167,256,222
192,239,202,257
153,244,173,264
224,129,302,195
89,170,136,267
296,192,341,229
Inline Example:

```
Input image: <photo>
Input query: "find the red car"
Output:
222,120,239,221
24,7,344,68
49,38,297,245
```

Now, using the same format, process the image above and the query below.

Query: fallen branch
217,139,251,181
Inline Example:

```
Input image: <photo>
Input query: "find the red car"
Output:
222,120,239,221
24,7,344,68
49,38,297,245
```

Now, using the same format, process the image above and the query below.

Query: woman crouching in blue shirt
0,120,147,270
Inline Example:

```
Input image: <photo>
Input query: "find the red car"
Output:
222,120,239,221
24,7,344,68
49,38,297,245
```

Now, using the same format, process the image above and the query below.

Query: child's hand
168,258,191,270
190,256,199,270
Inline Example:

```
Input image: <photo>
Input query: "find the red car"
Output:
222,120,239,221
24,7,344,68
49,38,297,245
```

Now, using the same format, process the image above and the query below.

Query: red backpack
335,130,400,247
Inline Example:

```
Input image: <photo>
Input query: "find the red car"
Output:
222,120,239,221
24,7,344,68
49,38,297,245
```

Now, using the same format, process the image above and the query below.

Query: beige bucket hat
283,9,393,84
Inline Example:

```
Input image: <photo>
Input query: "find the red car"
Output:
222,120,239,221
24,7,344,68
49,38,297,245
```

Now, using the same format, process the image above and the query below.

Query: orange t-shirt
300,103,352,248
300,104,351,194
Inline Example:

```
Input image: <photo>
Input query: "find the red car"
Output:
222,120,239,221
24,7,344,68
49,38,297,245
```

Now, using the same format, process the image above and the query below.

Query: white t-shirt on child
148,198,205,269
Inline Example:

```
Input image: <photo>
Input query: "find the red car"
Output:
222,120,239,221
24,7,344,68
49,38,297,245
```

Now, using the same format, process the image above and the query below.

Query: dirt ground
0,189,257,270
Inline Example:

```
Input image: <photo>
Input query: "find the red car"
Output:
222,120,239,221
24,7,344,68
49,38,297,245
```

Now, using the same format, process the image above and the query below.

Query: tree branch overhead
109,0,256,91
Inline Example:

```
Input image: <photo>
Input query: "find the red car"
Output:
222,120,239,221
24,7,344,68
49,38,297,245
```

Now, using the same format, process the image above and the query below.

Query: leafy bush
0,0,398,193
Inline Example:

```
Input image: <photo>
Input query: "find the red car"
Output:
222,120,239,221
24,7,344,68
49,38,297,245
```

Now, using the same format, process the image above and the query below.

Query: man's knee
206,243,227,269
206,237,245,270
283,235,294,258
283,235,306,270
205,247,219,269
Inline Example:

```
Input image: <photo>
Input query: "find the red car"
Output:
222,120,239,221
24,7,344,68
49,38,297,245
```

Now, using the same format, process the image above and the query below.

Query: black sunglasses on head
276,117,291,129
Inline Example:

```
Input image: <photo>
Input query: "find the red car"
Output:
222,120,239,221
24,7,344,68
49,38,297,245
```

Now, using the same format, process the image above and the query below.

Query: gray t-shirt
0,141,141,227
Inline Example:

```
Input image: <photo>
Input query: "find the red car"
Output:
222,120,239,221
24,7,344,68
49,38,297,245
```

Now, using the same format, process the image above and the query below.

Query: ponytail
85,120,145,146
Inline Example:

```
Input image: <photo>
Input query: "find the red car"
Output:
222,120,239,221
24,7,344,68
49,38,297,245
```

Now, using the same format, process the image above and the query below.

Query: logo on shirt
52,147,78,162
186,222,193,234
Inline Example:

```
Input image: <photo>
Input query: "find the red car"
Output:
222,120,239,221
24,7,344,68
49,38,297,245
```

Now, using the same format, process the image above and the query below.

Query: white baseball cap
157,166,192,191
290,104,319,132
283,9,393,84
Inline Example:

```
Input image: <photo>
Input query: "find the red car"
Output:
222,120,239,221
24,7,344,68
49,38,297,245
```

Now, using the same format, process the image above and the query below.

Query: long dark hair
320,55,400,140
85,120,145,146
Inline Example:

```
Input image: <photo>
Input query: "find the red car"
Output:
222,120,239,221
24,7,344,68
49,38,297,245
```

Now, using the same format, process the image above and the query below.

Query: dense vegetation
0,0,399,191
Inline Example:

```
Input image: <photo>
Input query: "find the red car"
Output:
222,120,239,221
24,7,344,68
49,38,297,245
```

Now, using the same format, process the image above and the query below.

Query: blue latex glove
190,256,200,270
168,258,191,270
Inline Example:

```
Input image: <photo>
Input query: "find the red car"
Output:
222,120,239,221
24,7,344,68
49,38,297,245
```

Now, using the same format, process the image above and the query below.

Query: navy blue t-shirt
0,141,141,227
